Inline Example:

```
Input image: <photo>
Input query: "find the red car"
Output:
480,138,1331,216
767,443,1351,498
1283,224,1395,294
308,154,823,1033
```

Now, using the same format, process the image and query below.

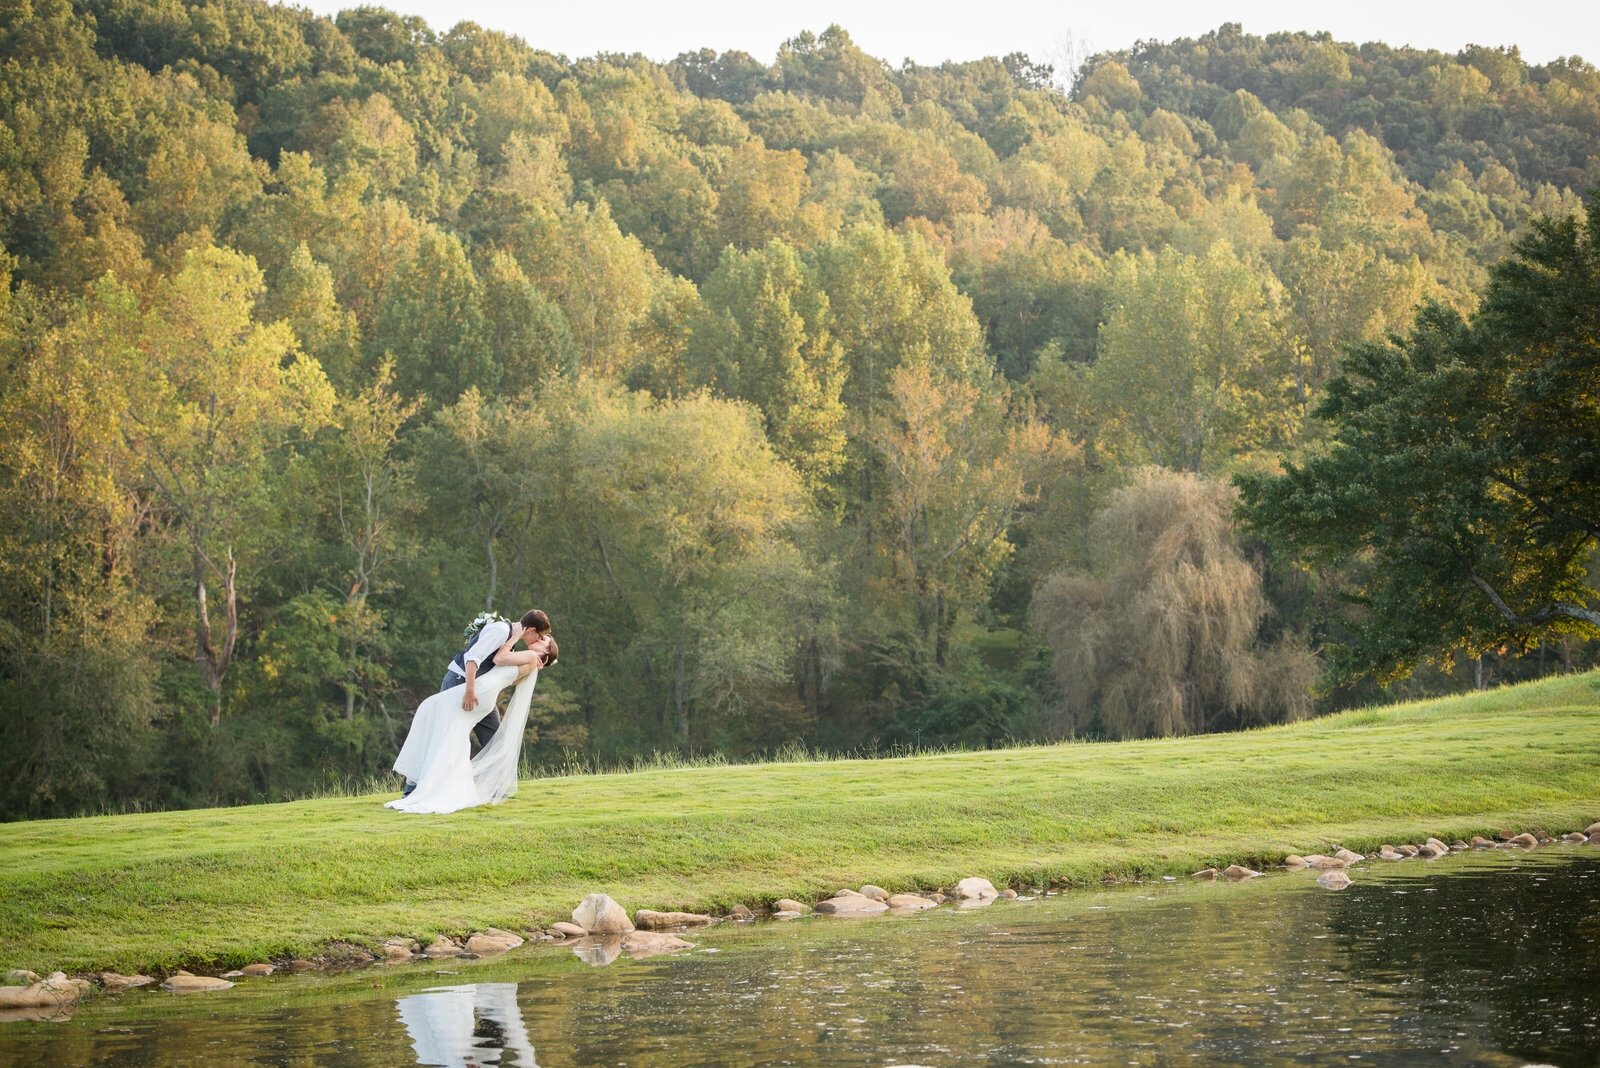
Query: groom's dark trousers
402,669,502,798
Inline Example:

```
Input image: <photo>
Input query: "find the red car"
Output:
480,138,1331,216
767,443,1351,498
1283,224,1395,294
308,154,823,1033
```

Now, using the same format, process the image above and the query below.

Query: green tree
1238,198,1600,684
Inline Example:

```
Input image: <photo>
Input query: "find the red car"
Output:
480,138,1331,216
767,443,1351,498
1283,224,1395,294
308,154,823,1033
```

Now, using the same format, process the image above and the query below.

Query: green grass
2,672,1597,976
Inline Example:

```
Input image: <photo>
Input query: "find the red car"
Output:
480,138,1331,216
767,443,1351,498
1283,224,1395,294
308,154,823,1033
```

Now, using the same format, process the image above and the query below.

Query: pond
2,848,1596,1066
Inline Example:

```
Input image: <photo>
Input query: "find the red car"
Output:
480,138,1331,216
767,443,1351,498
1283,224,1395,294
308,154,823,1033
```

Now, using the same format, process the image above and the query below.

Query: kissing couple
386,609,559,815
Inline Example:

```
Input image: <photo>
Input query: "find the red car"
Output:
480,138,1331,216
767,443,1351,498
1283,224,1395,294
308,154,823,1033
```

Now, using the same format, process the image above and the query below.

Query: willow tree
1032,468,1315,738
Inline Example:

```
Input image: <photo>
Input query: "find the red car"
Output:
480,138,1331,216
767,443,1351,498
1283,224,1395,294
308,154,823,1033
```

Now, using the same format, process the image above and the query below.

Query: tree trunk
674,642,688,743
1473,654,1484,691
1562,639,1572,673
194,546,238,726
1538,639,1546,677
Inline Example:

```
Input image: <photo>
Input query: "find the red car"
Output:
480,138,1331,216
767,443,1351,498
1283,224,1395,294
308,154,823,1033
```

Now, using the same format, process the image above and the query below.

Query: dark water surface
2,849,1597,1067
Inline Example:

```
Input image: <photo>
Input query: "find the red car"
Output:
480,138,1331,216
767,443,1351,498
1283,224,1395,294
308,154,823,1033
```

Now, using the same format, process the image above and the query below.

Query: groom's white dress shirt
451,620,511,676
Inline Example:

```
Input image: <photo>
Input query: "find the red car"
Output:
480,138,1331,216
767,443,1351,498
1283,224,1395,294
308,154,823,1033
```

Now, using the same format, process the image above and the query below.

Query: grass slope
2,673,1597,975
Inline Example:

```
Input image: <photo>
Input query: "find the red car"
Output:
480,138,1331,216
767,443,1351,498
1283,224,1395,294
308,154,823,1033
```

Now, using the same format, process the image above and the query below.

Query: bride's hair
520,609,550,633
541,638,558,668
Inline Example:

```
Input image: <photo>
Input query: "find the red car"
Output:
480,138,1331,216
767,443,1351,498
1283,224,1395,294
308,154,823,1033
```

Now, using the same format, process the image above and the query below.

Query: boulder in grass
886,894,938,909
1417,843,1447,859
287,960,318,971
928,892,948,903
1304,855,1347,870
954,877,998,900
573,894,634,934
4,971,39,985
422,937,461,958
549,921,587,939
858,885,890,903
999,888,1019,899
1509,832,1538,848
1587,833,1600,846
240,963,274,978
728,905,755,921
1334,848,1363,863
1567,832,1590,844
379,939,417,960
1451,841,1469,850
1471,836,1495,848
465,930,524,954
1317,871,1352,890
161,974,234,993
98,972,155,990
0,976,84,1008
774,899,809,914
1586,821,1600,836
634,910,713,930
1223,865,1261,881
1283,855,1307,868
1191,868,1219,880
814,891,888,914
620,931,694,960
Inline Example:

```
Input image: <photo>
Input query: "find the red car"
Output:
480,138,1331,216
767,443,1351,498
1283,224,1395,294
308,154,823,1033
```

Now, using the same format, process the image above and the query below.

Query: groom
402,608,550,798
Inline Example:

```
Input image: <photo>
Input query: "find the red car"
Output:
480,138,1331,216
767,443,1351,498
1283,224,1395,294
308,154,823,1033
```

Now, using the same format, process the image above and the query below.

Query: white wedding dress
386,664,538,815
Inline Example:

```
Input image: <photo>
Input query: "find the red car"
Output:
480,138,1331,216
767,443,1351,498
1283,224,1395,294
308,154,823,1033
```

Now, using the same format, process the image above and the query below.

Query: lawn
1,672,1596,976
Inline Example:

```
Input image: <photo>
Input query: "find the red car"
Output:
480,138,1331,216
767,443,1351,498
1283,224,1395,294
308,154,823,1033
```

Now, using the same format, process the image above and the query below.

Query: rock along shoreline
4,818,1597,1018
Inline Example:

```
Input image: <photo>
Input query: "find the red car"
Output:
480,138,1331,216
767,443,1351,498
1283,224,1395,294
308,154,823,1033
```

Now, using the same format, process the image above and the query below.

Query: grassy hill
1,672,1596,976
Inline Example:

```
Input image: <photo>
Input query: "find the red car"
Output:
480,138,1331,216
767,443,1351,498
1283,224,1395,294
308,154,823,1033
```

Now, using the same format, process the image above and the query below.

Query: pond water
2,848,1597,1067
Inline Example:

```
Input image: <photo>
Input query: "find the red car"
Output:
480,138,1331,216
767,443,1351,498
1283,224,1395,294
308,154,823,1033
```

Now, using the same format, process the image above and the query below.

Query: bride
386,631,557,815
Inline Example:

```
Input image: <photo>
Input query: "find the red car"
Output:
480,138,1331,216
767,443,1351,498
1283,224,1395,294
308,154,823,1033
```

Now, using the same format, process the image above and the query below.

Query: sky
290,0,1597,70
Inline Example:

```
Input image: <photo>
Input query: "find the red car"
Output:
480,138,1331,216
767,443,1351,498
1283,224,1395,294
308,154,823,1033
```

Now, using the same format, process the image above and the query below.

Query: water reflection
396,983,536,1067
1,850,1596,1067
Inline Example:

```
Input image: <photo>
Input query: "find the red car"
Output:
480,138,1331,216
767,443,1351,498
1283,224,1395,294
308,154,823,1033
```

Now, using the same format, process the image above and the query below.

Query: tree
1033,468,1315,737
1237,196,1600,684
123,246,333,723
1072,245,1291,473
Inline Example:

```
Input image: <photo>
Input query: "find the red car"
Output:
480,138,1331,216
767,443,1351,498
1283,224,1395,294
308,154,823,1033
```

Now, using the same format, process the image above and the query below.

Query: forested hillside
2,0,1595,818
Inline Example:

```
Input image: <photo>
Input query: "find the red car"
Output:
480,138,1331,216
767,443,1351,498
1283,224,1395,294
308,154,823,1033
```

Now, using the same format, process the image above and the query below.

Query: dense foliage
2,1,1595,817
1238,196,1600,683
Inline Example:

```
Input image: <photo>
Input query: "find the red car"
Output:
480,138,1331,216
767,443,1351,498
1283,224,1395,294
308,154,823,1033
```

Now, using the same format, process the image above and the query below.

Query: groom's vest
450,621,508,675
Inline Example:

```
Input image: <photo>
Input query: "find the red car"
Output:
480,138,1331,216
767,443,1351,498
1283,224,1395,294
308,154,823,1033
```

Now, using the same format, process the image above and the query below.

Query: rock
1283,855,1307,868
4,970,39,985
287,960,317,971
1509,832,1539,848
1334,848,1363,863
240,963,274,977
620,931,694,960
1191,868,1219,880
1563,832,1587,843
160,974,234,993
1497,830,1518,841
550,921,587,938
1417,843,1447,858
1450,841,1468,850
886,894,938,909
728,905,754,921
0,975,84,1008
953,877,998,900
573,893,634,934
1378,849,1403,860
1537,835,1555,844
774,899,808,913
422,937,461,958
928,893,947,903
1303,855,1347,870
814,891,888,914
1317,871,1352,890
1425,838,1448,852
1397,845,1419,857
774,911,803,919
634,910,713,930
1588,833,1600,846
97,972,154,989
999,888,1018,899
379,939,417,959
221,971,244,978
1586,821,1600,836
465,930,524,954
858,885,891,902
1471,836,1495,848
1222,865,1261,881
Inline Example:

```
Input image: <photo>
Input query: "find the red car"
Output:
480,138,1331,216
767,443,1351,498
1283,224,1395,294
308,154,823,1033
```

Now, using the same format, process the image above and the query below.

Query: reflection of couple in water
396,983,537,1067
387,609,558,815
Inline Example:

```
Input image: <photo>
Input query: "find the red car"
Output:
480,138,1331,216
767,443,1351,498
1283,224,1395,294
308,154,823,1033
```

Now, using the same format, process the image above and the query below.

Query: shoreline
2,673,1597,982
